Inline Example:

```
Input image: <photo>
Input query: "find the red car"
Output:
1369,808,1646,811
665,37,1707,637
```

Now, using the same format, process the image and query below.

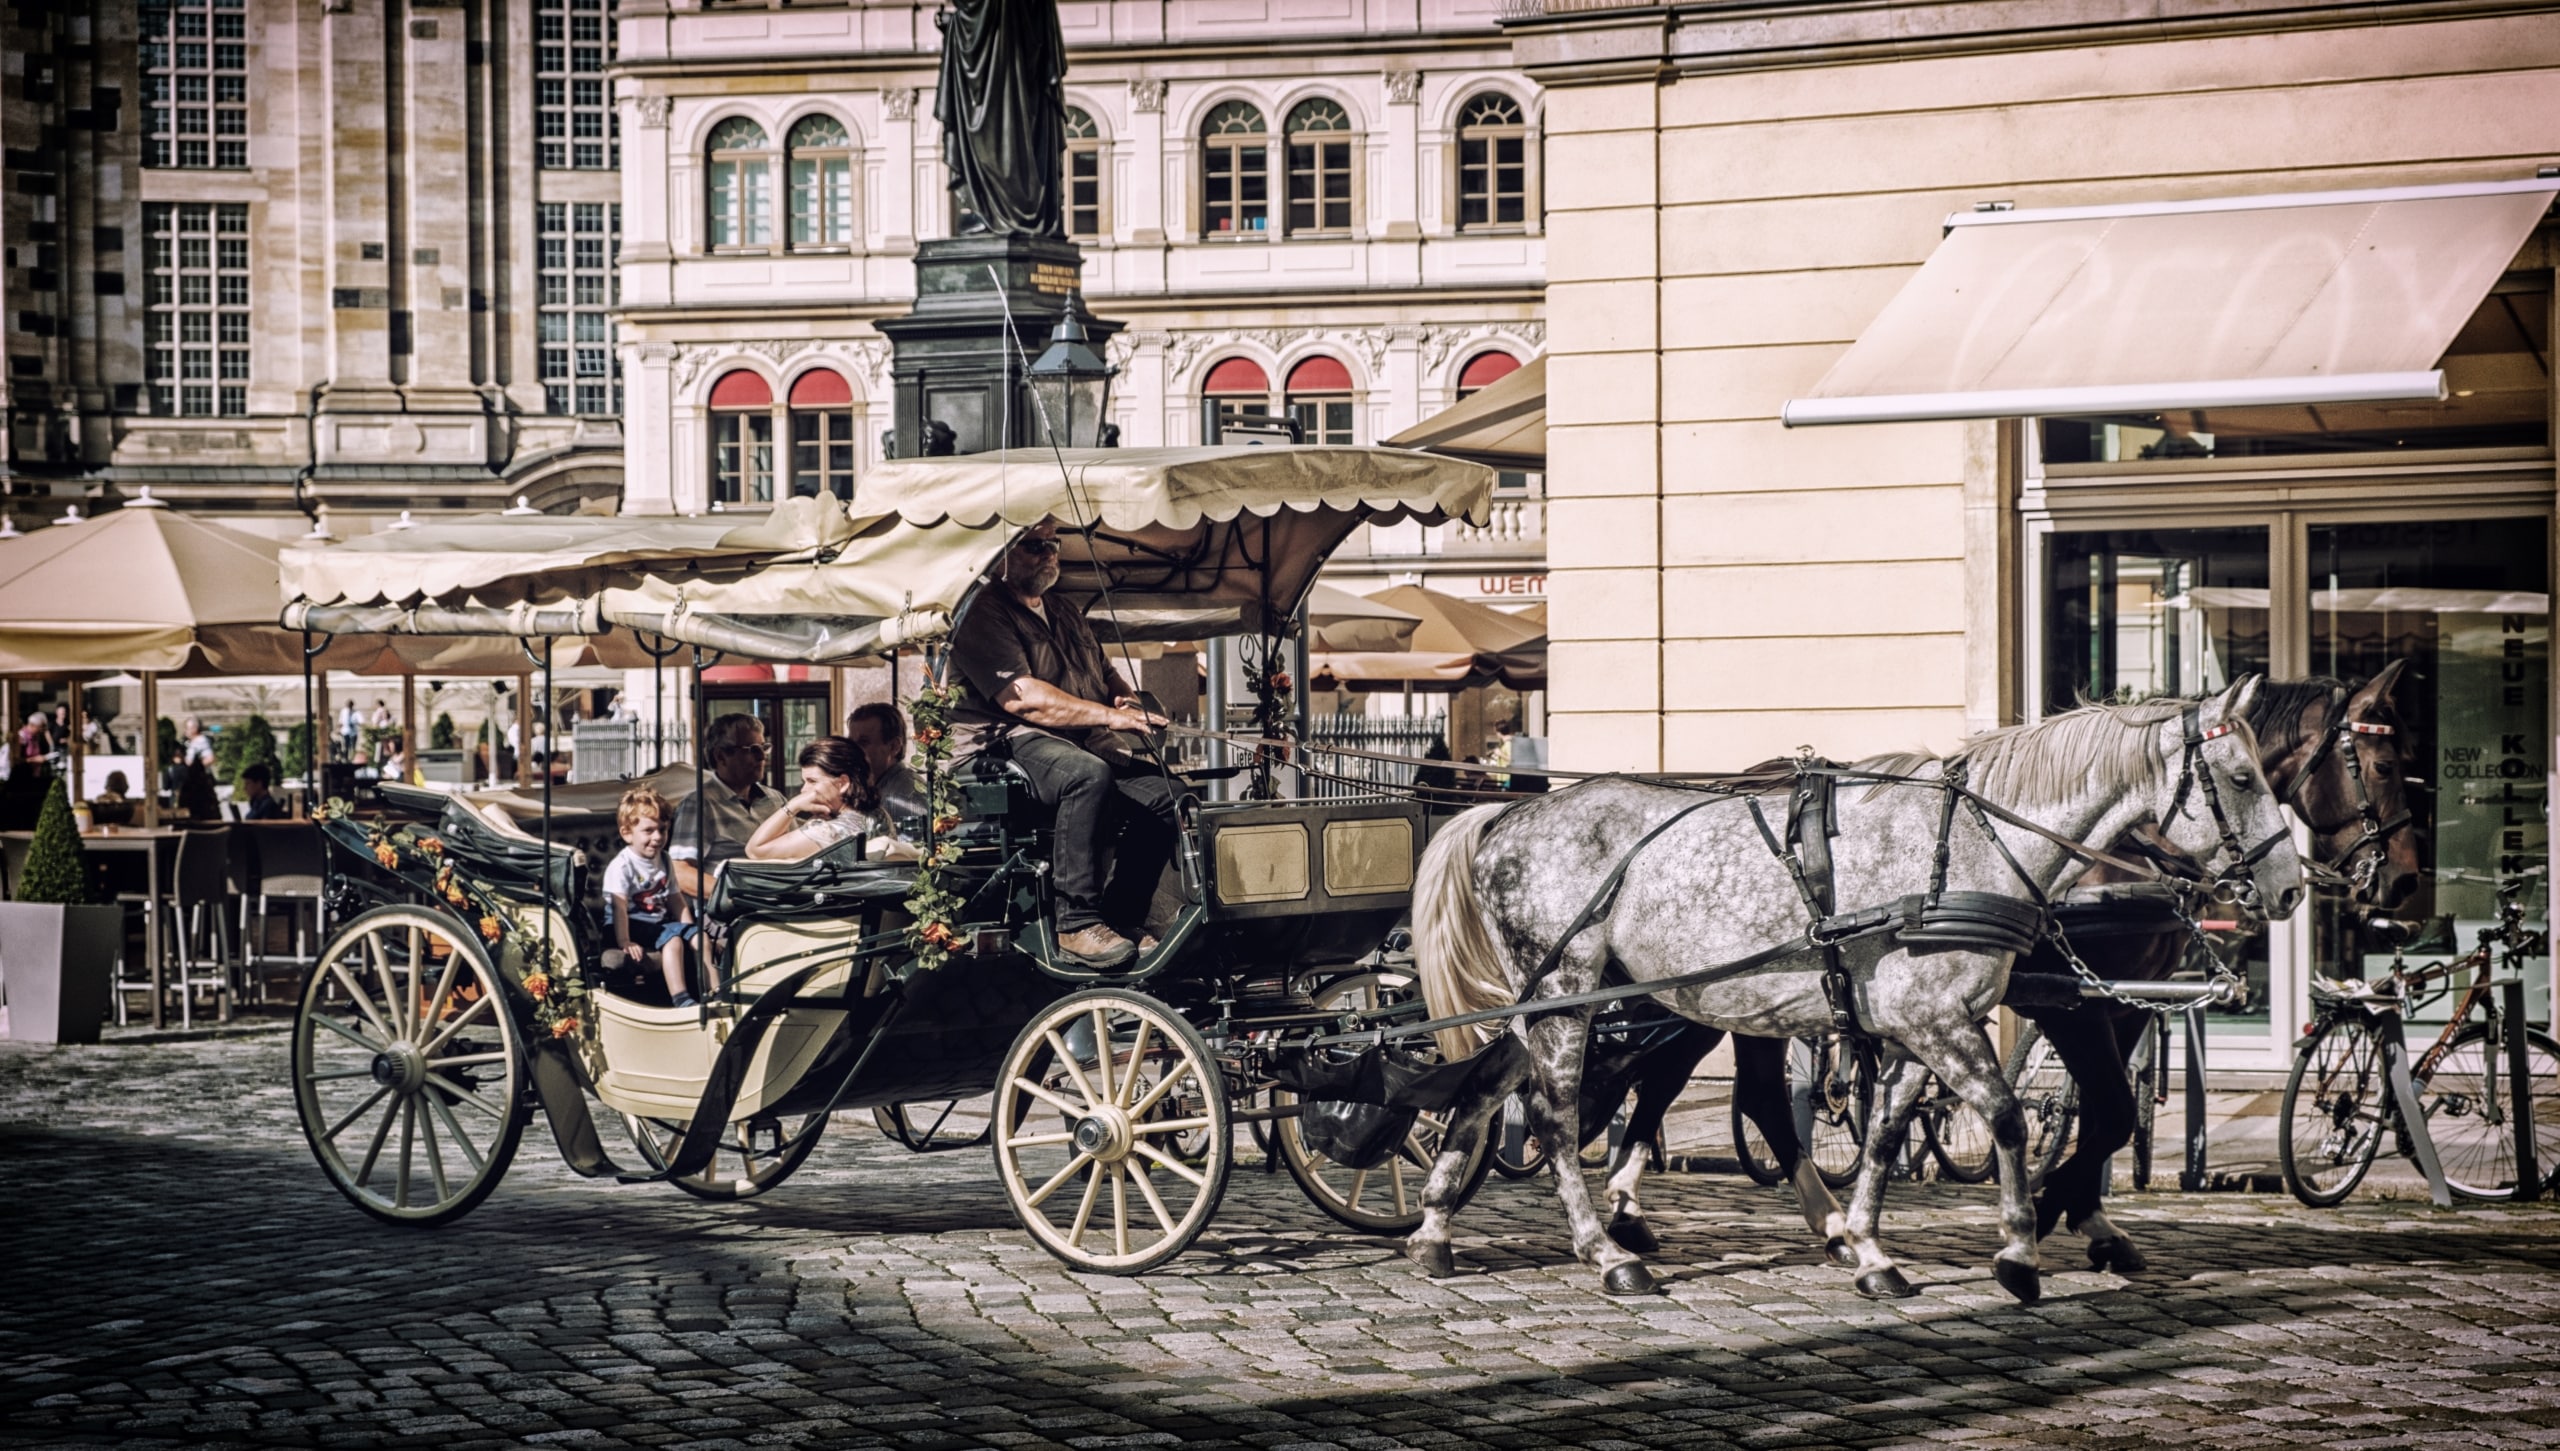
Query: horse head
2156,675,2306,920
2271,660,2422,909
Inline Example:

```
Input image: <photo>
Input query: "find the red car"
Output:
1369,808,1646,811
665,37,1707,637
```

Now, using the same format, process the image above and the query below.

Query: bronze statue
934,0,1066,237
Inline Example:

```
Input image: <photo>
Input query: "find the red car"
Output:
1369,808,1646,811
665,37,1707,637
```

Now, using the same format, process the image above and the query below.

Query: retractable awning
1783,177,2560,428
1386,357,1546,470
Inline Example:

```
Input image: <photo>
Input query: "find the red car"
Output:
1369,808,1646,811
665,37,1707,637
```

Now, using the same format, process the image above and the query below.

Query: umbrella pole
66,674,84,805
301,629,315,816
140,672,159,829
514,673,532,788
401,674,418,786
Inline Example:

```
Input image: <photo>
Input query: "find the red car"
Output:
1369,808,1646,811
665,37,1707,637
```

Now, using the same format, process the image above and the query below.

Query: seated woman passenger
744,736,884,864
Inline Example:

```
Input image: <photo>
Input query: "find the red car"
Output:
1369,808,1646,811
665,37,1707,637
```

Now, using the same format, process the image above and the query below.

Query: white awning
1784,177,2560,428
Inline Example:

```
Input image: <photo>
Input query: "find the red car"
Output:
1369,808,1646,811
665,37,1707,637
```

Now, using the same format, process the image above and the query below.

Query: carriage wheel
1273,971,1495,1235
621,1111,829,1200
292,906,527,1226
871,1096,997,1152
992,988,1231,1274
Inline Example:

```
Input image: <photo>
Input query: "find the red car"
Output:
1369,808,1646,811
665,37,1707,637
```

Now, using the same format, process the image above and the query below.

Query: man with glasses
950,520,1174,969
671,712,780,900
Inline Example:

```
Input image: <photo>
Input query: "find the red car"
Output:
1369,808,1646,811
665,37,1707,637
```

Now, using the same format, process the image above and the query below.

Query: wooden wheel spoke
353,1095,400,1186
421,951,463,1038
1026,1150,1098,1209
417,992,495,1060
1129,1140,1207,1189
1118,1021,1154,1109
1344,1167,1369,1210
1089,1006,1117,1106
1112,1159,1130,1257
426,1072,508,1123
427,1051,508,1070
321,1084,393,1144
1126,1159,1178,1237
1008,1130,1075,1149
1067,1159,1107,1247
1126,1060,1194,1119
1130,1116,1213,1138
1389,1157,1409,1217
406,925,426,1046
305,1066,379,1082
326,961,398,1045
366,934,410,1042
1010,1075,1085,1119
312,1009,386,1054
395,1099,418,1208
427,1090,485,1174
1043,1030,1102,1109
416,1095,452,1204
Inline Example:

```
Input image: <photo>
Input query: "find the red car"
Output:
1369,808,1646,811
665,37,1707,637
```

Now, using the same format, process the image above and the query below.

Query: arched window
1456,93,1527,232
1063,106,1104,240
704,117,773,249
1285,356,1354,446
1199,101,1268,237
1284,99,1355,236
1458,350,1520,397
787,114,855,248
709,369,774,505
1202,356,1272,439
788,368,856,500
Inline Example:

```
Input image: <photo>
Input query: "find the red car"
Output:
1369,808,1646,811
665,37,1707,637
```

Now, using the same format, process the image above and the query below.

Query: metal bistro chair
166,826,238,1028
0,833,27,899
107,834,178,1028
243,822,329,985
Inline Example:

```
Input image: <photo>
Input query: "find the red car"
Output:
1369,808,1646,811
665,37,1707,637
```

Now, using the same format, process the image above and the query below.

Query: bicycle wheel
2128,1022,2160,1193
1923,1075,1998,1184
2425,1024,2560,1202
2002,1022,2077,1188
1732,1090,1786,1186
1489,1094,1549,1179
2280,1016,2388,1208
1801,1037,1870,1191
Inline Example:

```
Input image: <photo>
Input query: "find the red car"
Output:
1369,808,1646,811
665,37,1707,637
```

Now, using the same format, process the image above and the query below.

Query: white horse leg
1603,1143,1650,1250
1927,1021,2042,1303
1788,1158,1851,1264
1404,1057,1519,1279
1840,1055,1931,1299
1518,1014,1657,1296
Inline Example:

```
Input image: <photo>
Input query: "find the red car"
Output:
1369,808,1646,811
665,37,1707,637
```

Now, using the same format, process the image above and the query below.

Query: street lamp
1026,297,1117,449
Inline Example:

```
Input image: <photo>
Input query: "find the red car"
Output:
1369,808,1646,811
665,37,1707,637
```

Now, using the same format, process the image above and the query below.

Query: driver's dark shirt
948,586,1131,755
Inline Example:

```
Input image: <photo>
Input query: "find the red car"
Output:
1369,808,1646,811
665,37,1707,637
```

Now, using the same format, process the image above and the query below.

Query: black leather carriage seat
436,800,588,912
705,835,916,927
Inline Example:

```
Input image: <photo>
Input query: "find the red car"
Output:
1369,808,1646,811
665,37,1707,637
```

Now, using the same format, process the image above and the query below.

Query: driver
949,520,1176,969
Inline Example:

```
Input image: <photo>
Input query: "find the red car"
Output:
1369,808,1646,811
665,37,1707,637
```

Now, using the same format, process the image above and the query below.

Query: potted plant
0,777,119,1043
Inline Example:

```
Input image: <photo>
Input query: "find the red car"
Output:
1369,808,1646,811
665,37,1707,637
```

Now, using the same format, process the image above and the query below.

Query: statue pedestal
878,234,1122,459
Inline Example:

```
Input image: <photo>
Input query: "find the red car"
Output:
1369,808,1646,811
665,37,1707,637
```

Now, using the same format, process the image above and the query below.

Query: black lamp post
1026,296,1116,448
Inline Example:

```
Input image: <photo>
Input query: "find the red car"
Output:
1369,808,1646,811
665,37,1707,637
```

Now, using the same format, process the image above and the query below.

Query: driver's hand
1113,706,1167,733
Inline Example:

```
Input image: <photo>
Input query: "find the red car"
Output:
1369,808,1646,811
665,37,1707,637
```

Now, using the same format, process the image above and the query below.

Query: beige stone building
1513,0,2560,1063
1,0,628,534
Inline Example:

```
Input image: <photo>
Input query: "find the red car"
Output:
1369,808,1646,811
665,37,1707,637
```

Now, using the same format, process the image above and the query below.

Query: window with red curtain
710,369,775,505
1458,350,1520,397
1285,355,1353,445
787,368,855,500
1203,357,1272,440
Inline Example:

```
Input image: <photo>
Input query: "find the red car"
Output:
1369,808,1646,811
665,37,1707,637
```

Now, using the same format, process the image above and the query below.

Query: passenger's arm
608,892,640,958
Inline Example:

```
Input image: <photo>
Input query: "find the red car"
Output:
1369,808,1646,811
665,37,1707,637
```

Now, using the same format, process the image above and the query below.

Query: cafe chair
244,822,328,977
107,834,177,1028
166,826,238,1028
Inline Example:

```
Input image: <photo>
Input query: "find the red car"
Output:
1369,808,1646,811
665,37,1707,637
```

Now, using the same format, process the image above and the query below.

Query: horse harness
2161,703,2296,914
2280,688,2411,897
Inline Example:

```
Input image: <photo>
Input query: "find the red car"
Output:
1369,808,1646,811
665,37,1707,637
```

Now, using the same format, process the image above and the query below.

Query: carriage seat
705,834,915,926
436,799,587,911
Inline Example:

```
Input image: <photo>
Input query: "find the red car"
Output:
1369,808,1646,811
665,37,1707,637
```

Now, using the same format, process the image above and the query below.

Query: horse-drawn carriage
280,446,1501,1271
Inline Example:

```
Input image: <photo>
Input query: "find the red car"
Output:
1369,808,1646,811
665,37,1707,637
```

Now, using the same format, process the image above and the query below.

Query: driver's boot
1057,923,1137,968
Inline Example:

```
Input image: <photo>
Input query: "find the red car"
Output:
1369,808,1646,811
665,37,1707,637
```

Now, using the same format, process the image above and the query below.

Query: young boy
605,787,696,1008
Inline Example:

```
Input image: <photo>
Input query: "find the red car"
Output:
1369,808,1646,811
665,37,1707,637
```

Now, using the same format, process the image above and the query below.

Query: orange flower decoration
523,972,550,1001
478,915,502,942
417,836,444,856
374,843,401,869
932,815,962,835
550,1016,581,1039
914,727,943,747
919,921,958,948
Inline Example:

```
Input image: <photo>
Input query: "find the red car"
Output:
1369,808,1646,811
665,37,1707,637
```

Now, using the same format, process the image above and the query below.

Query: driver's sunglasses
1013,535,1064,556
725,741,770,759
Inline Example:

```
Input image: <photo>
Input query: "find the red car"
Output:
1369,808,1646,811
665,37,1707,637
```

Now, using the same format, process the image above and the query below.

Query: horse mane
1936,697,2188,805
2242,676,2347,758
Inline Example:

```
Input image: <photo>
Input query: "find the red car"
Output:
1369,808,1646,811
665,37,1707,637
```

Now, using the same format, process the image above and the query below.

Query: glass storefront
2307,519,2551,1025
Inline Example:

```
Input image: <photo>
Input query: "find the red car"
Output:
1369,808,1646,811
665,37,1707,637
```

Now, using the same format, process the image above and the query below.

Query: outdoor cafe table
1,825,183,1030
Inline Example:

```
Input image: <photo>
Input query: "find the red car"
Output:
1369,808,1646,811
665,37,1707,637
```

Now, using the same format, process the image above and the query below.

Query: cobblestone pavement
6,1024,2560,1450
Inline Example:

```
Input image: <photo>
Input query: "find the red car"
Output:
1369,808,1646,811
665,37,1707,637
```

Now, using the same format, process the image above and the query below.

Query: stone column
623,343,678,514
1116,330,1168,447
1126,79,1167,246
880,87,919,254
1383,326,1424,437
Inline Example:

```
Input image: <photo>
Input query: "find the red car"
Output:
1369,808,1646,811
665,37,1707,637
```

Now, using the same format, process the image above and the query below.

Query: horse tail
1413,801,1516,1062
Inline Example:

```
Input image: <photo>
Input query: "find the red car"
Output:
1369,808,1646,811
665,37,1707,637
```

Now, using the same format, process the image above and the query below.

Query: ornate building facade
611,0,1547,602
0,0,628,535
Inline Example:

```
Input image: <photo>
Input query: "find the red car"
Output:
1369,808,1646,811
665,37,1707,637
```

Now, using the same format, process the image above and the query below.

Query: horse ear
2351,658,2408,715
2219,674,2263,727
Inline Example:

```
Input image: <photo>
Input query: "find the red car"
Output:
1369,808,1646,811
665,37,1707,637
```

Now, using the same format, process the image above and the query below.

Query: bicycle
2003,1001,2176,1192
2280,878,2560,1206
1732,1031,1992,1187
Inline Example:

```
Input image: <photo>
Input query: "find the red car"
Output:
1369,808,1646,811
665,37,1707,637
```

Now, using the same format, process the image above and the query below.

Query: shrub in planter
216,712,280,785
0,778,116,1043
431,712,457,750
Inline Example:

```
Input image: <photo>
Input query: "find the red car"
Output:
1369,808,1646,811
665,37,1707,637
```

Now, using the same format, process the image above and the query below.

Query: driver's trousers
1006,731,1181,936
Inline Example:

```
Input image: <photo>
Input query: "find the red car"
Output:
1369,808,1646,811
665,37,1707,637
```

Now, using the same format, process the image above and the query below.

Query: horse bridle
2164,703,2293,912
2281,689,2413,900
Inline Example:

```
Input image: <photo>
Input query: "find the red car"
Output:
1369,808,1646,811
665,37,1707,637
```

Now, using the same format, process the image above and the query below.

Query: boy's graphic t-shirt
605,847,673,922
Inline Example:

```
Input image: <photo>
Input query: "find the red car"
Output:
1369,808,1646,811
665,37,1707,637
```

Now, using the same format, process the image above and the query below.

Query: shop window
1284,99,1355,236
1063,106,1104,241
710,369,774,505
1202,355,1272,437
1285,355,1354,445
788,368,856,500
2041,281,2554,464
787,114,856,247
705,117,773,250
1200,101,1268,237
1456,92,1527,231
2307,518,2550,1007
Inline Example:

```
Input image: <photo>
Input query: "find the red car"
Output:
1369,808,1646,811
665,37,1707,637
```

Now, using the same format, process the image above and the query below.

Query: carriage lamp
1027,297,1116,449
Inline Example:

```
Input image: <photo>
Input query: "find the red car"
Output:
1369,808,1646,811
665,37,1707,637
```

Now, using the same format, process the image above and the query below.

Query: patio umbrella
1306,582,1422,652
1309,583,1546,691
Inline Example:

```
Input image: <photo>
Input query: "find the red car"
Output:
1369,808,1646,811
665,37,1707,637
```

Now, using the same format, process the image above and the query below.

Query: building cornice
612,31,1514,82
1506,0,2560,85
614,284,1544,328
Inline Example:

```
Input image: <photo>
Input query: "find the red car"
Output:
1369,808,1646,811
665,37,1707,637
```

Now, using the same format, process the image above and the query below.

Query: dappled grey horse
1406,682,2306,1303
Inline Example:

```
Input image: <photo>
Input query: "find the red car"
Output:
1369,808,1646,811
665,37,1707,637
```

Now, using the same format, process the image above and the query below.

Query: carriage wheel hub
1073,1107,1133,1162
369,1043,427,1095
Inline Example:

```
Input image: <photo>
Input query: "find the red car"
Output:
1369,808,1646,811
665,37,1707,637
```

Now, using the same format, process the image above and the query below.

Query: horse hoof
1607,1216,1661,1255
1854,1267,1917,1300
1825,1237,1857,1269
1405,1240,1456,1279
1994,1258,2041,1303
2087,1237,2147,1275
1602,1262,1660,1297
